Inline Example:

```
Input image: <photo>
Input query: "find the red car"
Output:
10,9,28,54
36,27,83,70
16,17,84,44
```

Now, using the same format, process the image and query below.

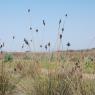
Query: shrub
4,54,13,62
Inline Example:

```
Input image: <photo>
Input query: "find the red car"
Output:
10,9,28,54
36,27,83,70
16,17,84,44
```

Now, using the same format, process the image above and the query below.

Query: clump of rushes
0,73,16,95
0,60,16,95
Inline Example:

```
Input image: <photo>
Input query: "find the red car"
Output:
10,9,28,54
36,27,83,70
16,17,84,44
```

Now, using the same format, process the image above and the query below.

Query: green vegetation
83,57,95,74
4,53,13,62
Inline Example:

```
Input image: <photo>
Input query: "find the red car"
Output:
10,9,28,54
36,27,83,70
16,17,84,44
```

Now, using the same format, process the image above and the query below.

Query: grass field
0,49,95,95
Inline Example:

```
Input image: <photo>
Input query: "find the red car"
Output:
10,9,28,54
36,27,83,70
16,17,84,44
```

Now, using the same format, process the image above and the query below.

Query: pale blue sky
0,0,95,52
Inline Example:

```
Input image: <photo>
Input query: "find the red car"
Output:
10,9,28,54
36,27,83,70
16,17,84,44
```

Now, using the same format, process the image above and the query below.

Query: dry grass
0,50,95,95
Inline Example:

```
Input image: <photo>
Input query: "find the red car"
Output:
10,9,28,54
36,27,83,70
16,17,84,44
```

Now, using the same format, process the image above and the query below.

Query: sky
0,0,95,52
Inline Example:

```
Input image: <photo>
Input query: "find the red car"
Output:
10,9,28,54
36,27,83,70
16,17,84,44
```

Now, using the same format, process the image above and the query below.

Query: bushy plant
4,54,13,62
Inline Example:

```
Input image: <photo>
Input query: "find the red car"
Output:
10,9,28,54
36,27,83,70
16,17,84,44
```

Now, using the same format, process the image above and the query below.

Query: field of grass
0,50,95,95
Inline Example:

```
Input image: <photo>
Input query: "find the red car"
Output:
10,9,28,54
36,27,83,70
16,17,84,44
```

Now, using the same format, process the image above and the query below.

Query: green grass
83,58,95,74
41,61,57,70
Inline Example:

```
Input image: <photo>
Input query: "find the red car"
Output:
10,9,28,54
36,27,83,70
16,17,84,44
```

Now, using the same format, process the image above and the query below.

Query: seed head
48,42,50,47
2,42,4,47
62,28,64,32
13,36,15,39
43,20,45,26
28,9,30,13
65,13,68,17
66,42,71,47
60,34,62,39
21,43,24,48
1,44,2,47
30,40,32,42
59,19,61,25
36,29,38,32
40,45,42,48
24,38,29,46
45,45,47,50
30,27,32,30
